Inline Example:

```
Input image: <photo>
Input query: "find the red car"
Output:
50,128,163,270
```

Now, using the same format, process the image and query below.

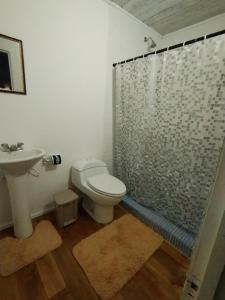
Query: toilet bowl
71,159,126,223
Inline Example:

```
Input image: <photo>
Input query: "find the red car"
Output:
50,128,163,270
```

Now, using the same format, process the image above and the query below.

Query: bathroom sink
0,148,45,239
0,148,45,175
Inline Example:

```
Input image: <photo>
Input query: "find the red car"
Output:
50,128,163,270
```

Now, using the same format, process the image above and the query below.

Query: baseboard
31,205,56,219
0,205,56,232
0,221,13,232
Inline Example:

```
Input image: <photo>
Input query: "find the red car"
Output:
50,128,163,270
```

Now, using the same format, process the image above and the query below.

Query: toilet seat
87,173,126,197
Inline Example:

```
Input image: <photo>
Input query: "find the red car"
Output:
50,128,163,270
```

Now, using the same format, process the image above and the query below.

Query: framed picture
0,50,12,91
0,34,26,95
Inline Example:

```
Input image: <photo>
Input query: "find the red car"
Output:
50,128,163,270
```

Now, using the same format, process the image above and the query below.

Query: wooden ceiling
110,0,225,34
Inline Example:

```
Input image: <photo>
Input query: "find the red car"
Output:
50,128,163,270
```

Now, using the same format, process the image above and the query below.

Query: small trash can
54,189,79,228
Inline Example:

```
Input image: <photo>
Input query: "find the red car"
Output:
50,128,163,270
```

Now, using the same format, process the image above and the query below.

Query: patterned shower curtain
113,35,225,234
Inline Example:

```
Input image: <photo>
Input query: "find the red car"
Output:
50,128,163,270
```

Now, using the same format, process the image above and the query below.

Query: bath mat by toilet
0,220,62,276
72,214,163,300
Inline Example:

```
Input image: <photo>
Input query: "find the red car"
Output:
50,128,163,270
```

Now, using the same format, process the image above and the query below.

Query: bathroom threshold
0,205,190,300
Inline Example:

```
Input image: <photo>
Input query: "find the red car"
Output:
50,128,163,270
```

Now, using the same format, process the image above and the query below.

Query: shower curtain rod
112,28,225,67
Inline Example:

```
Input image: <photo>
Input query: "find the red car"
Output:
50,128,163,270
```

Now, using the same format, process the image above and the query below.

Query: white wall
0,0,160,229
159,12,225,48
106,1,161,62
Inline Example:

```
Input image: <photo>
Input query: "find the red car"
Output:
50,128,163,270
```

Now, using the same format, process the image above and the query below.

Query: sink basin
0,148,45,239
0,148,45,175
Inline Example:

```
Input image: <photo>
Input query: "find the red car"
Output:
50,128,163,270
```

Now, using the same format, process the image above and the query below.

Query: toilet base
82,197,114,224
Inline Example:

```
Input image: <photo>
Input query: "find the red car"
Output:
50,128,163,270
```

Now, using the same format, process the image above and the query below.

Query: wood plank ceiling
110,0,225,35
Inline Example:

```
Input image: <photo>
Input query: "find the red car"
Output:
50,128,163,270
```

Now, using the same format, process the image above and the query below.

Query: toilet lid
87,174,126,196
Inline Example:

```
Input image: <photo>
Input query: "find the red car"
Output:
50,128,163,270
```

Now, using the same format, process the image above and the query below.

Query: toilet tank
71,159,108,191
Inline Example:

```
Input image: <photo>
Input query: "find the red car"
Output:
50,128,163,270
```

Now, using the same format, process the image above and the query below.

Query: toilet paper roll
43,154,62,165
52,155,62,165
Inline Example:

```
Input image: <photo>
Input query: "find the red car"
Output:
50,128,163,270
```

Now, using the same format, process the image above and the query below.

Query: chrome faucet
16,142,24,150
1,143,10,152
1,143,24,152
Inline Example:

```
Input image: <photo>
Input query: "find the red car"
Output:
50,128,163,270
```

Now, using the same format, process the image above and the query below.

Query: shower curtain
113,35,225,235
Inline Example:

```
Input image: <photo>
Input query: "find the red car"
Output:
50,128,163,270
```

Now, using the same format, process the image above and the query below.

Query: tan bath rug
0,220,62,276
72,214,163,300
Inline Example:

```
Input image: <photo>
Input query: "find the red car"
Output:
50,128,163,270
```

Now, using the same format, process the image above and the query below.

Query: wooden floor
0,206,190,300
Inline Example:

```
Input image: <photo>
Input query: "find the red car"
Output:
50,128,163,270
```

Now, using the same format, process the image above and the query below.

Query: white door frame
181,144,225,300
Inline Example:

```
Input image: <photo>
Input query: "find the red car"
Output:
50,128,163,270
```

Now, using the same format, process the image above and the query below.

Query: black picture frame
0,51,12,91
0,33,26,95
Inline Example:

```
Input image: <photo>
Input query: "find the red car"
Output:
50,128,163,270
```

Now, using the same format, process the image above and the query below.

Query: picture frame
0,33,26,95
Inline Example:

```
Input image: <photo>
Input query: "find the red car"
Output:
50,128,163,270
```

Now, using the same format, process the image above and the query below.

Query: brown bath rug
0,220,62,276
72,214,163,300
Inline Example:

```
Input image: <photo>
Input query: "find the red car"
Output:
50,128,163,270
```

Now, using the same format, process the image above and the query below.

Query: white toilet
71,159,126,223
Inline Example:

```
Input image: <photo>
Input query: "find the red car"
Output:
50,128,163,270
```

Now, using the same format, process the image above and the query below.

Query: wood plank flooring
0,206,190,300
36,254,66,298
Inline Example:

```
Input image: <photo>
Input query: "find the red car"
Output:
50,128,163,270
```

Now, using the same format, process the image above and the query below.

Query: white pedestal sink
0,149,45,239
